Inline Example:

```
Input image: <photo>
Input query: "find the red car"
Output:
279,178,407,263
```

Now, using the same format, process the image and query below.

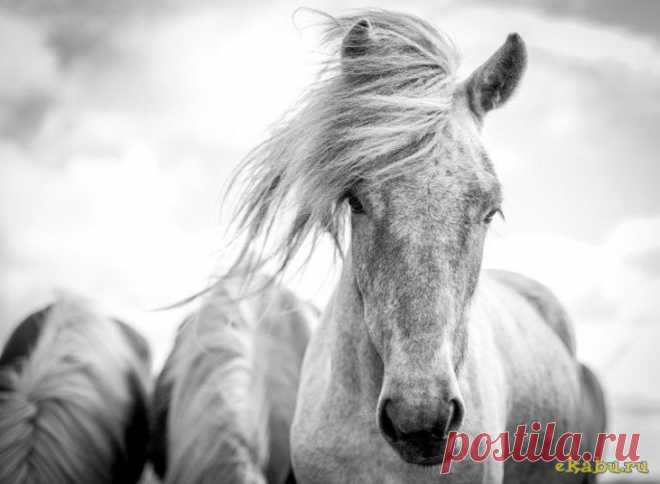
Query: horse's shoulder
484,269,576,355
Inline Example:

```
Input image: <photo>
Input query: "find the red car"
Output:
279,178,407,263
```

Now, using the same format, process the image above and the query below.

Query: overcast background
0,0,658,479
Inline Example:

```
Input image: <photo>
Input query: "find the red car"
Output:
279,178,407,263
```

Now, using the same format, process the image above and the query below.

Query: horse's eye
484,208,502,224
347,194,365,214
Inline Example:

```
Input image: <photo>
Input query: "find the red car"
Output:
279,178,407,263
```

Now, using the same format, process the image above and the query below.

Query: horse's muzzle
378,396,464,466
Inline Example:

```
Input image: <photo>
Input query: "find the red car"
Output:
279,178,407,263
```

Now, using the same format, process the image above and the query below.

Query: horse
0,300,152,484
225,9,606,483
148,276,315,484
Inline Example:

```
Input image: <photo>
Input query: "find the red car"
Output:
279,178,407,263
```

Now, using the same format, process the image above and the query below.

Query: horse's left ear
464,33,527,119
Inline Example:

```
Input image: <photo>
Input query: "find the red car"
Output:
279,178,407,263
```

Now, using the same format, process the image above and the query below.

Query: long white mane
227,9,459,277
155,278,312,484
0,300,151,483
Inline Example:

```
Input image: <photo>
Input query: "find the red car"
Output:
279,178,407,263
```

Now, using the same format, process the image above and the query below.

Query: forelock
228,9,460,279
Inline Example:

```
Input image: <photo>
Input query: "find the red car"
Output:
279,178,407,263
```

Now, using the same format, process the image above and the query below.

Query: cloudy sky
1,0,659,469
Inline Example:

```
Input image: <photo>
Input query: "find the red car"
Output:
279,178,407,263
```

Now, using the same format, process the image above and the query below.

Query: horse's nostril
413,398,464,440
379,399,401,442
446,398,464,434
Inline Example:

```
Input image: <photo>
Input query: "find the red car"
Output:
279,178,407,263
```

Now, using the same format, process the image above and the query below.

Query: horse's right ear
341,19,372,60
464,33,527,119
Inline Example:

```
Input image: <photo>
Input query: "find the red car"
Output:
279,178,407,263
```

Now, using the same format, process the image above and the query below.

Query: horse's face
347,32,527,465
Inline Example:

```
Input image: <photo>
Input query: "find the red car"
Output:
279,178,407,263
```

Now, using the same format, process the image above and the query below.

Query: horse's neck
322,257,384,405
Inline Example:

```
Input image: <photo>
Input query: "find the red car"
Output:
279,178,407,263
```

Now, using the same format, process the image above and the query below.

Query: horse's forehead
368,132,498,218
437,114,496,179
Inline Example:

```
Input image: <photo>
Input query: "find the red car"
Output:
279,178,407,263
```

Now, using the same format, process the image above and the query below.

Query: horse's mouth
386,435,448,467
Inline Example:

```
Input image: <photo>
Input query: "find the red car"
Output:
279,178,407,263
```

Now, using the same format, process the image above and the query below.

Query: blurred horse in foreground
0,300,152,484
149,277,315,484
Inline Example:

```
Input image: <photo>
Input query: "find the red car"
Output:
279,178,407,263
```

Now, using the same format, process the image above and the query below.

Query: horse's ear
464,33,527,119
341,19,372,60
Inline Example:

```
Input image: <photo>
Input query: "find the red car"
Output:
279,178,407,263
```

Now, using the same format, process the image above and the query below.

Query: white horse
0,300,152,484
226,9,606,483
148,277,315,484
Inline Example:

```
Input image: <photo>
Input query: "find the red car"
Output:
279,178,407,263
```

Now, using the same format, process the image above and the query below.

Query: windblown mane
228,9,459,277
0,300,151,484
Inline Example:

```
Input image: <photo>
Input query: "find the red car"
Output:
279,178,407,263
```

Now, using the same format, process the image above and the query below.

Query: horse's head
229,9,527,467
339,19,527,465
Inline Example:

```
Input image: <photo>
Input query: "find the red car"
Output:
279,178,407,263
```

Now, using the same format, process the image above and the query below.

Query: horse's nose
379,397,464,445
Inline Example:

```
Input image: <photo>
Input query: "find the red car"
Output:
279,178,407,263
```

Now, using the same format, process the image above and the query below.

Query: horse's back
487,269,576,356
